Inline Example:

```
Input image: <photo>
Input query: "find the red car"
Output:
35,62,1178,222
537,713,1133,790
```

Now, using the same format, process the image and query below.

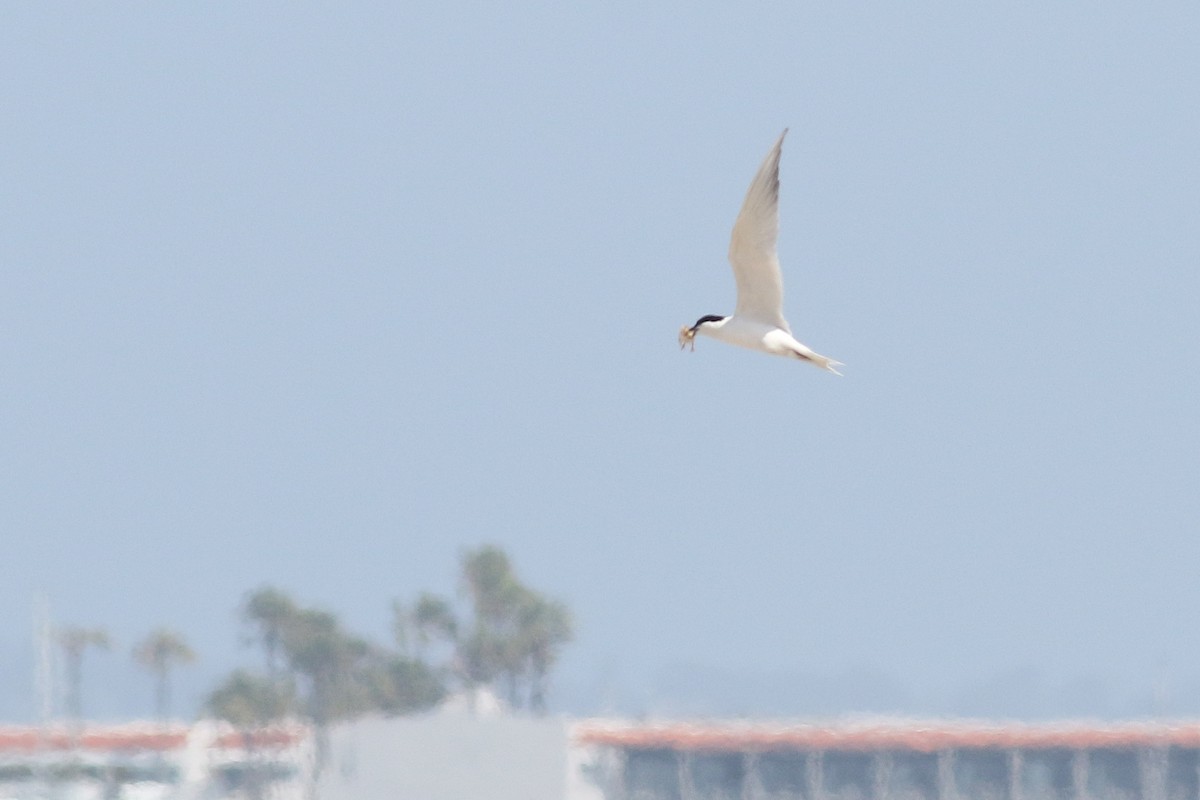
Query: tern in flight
679,129,842,374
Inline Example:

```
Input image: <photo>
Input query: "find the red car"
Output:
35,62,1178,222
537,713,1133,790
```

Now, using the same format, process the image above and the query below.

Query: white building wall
317,713,569,800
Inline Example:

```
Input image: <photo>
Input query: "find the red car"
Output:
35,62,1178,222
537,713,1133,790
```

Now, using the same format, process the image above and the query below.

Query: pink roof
573,720,1200,753
0,725,188,753
0,723,307,753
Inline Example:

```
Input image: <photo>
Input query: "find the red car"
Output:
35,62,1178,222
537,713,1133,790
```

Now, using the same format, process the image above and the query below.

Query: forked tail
796,349,844,376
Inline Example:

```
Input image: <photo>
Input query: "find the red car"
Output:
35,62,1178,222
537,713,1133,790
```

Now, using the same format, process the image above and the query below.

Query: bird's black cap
690,314,727,331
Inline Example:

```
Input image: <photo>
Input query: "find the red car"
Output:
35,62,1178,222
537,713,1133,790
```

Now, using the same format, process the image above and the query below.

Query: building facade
7,717,1200,800
0,721,310,799
570,720,1200,800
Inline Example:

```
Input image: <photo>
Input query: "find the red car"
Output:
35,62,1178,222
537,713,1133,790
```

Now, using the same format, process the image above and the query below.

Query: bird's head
678,315,727,351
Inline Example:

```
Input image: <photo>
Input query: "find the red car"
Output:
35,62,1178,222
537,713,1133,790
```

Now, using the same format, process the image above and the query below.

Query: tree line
52,545,573,729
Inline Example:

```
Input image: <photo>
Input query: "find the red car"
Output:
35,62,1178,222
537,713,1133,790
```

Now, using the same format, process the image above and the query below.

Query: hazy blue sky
3,3,1198,722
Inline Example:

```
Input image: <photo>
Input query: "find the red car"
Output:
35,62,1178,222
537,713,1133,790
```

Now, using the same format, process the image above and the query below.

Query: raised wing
727,129,790,330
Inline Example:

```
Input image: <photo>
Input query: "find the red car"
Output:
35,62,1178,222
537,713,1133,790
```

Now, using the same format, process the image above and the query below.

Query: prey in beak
679,316,725,352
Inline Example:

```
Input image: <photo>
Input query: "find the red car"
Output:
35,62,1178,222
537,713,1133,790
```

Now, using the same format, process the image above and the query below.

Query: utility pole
33,593,55,725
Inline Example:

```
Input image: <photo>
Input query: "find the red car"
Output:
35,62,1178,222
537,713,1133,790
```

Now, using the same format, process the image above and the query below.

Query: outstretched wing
727,129,790,330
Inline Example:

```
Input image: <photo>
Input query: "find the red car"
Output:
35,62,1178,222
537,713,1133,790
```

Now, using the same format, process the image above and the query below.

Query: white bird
679,129,842,374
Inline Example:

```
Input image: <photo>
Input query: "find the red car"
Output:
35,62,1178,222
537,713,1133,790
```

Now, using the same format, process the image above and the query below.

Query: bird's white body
680,129,842,375
694,316,823,361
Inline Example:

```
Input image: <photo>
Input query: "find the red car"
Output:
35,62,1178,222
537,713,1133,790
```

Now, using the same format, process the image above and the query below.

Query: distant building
7,717,1200,799
571,719,1200,800
0,720,310,799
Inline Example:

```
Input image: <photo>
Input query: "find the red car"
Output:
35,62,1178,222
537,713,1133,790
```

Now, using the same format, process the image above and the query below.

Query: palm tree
461,545,523,626
132,628,196,721
411,592,458,658
456,545,574,711
58,626,110,725
242,587,297,682
281,609,371,723
515,595,572,713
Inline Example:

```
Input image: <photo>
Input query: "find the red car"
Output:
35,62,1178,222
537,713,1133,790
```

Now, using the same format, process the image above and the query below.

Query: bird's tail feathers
806,352,844,376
